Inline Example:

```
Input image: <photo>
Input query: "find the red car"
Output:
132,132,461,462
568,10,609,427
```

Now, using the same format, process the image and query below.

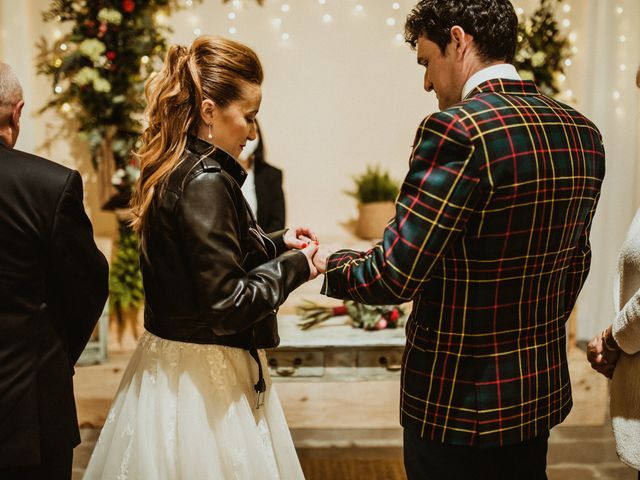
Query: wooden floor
73,429,638,480
72,329,635,479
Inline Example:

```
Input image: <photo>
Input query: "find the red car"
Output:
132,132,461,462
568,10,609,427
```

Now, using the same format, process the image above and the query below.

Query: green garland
109,221,144,321
514,0,571,97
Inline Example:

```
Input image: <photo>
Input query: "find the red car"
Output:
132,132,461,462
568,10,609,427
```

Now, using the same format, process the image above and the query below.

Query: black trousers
0,449,73,480
404,427,549,480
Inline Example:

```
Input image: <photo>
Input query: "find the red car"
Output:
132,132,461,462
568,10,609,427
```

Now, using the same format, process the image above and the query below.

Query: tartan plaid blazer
322,79,605,446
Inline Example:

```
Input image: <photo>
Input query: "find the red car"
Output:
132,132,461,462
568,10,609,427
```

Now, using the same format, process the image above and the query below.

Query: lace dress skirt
84,331,304,480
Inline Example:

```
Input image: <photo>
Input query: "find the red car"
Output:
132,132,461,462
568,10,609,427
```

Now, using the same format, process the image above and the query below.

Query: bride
84,35,318,479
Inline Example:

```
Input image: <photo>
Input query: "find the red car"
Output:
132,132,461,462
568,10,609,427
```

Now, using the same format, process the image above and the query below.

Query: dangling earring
207,123,213,140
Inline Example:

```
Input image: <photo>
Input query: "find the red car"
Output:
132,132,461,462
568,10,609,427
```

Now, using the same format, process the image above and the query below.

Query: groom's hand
299,241,320,280
284,226,318,250
313,245,334,274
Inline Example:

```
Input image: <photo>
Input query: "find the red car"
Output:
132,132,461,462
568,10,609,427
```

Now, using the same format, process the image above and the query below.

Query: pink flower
375,318,388,330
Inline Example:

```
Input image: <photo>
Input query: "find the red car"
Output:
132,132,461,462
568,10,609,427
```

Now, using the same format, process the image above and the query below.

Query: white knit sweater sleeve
613,290,640,354
612,208,640,354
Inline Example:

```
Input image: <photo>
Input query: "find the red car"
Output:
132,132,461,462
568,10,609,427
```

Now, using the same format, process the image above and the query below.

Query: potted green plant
346,165,400,239
109,221,144,346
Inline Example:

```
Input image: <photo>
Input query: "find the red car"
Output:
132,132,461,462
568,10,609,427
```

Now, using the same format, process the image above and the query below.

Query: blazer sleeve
321,111,482,304
562,192,600,320
49,171,109,364
177,171,309,336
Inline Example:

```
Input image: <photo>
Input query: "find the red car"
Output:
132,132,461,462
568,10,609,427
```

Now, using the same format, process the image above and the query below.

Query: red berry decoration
106,51,117,61
122,0,136,13
389,308,399,322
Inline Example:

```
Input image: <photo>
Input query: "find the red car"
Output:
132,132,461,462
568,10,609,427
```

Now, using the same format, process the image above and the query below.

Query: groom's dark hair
404,0,518,63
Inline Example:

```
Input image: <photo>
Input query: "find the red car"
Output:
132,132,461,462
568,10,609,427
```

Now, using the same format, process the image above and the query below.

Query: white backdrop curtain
0,0,638,340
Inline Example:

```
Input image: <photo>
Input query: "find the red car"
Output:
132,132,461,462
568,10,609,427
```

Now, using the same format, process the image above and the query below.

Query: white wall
1,0,639,340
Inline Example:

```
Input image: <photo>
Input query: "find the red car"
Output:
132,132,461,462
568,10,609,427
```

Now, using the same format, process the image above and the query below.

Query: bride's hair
130,35,263,234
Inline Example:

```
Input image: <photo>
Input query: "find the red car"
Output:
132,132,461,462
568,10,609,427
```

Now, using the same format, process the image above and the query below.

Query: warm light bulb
141,55,150,64
392,2,400,9
355,4,364,12
54,85,63,94
322,14,333,23
228,27,237,34
232,0,242,8
53,29,62,39
386,17,396,26
569,32,577,42
319,0,326,4
281,4,290,12
619,35,626,42
613,90,621,100
272,17,282,27
61,103,71,113
228,12,236,20
193,28,201,36
562,19,571,28
616,6,623,14
620,64,627,71
564,59,572,67
59,43,68,51
516,7,524,15
558,74,566,83
563,4,571,13
281,32,290,41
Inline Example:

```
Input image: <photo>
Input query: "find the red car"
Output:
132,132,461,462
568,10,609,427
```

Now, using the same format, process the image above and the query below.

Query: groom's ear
199,98,216,125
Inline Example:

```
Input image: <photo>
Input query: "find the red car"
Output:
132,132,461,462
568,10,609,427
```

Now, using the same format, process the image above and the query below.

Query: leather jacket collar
186,135,248,187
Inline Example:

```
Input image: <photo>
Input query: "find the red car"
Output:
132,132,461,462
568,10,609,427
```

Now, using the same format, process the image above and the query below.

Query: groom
315,1,605,478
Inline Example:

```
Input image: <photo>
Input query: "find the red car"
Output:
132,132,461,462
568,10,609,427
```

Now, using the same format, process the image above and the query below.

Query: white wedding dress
84,331,305,479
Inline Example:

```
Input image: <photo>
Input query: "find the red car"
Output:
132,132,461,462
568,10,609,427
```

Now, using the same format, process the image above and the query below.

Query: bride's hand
284,226,318,250
299,242,319,280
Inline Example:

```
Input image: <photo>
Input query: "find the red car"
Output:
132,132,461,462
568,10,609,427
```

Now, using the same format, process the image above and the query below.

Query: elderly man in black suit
0,62,108,479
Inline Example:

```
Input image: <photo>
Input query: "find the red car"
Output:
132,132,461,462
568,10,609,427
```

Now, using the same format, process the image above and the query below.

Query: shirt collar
462,64,521,99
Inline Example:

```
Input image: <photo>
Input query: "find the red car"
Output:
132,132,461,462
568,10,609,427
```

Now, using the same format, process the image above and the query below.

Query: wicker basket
356,201,396,240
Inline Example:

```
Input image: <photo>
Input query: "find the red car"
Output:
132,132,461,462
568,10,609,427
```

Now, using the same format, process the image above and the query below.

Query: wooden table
267,315,406,383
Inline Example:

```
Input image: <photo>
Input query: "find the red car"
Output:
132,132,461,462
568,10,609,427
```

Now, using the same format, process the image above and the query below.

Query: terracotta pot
114,208,134,222
356,201,396,240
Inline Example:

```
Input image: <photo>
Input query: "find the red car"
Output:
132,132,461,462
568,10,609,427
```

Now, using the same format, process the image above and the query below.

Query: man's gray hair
0,62,23,123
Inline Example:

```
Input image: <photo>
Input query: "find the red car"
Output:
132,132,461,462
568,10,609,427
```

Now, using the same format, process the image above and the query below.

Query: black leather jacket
141,136,309,354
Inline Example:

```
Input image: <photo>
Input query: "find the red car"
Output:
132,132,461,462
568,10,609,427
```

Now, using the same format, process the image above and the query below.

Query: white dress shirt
241,165,258,216
462,63,521,99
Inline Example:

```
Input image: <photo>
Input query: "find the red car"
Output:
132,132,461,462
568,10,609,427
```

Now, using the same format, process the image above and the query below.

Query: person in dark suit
238,120,286,233
0,62,109,480
313,1,605,479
